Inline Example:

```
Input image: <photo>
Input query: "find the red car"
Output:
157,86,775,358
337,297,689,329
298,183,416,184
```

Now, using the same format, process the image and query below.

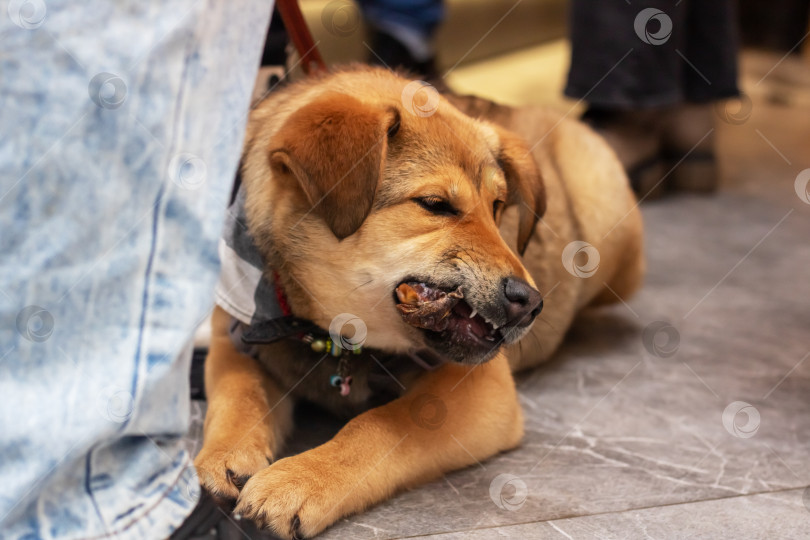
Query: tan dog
194,67,643,538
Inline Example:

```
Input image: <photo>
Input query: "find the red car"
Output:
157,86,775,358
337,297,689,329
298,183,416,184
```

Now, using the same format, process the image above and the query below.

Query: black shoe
367,28,445,88
170,491,282,540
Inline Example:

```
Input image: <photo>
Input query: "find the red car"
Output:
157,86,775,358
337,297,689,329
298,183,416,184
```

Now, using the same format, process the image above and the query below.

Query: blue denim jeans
0,1,272,538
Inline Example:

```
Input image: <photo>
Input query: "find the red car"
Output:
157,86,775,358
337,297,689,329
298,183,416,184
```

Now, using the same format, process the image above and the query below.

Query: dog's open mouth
395,282,500,347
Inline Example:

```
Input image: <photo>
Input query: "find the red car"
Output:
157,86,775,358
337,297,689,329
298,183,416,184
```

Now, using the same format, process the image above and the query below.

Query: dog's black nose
501,276,543,328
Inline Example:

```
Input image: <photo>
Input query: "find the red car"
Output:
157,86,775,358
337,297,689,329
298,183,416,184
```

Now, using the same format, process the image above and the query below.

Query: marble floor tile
419,488,810,539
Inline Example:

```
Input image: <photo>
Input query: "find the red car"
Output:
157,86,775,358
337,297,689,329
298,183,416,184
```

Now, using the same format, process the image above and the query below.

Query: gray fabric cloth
214,187,283,325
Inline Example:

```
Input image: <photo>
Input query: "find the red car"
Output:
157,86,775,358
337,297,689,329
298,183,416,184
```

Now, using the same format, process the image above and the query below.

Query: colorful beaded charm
305,332,361,398
329,374,352,397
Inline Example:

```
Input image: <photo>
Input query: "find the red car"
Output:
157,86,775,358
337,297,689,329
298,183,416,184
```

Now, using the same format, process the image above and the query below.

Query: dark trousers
565,0,740,108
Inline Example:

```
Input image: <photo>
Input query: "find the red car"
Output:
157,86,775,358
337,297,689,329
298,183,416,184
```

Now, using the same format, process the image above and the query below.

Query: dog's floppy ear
494,126,547,256
269,92,398,239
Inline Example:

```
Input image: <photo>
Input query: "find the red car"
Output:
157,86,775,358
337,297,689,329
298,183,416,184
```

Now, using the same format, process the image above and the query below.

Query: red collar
273,271,293,317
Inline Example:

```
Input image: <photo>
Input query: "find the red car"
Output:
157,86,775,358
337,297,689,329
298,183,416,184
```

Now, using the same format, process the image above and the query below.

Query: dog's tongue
396,283,463,332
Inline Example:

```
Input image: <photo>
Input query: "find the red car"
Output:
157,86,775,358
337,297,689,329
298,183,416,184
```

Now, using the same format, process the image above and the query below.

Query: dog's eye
493,200,504,220
413,197,458,216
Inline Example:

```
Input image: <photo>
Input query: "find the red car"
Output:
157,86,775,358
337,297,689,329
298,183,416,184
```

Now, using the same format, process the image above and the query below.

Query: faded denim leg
0,1,272,538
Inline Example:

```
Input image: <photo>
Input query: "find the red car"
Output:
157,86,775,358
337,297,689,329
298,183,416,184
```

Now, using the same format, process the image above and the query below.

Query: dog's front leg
235,352,524,539
194,306,294,502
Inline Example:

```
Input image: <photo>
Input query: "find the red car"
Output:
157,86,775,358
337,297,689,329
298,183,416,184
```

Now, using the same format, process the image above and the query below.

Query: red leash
275,0,328,75
271,1,322,318
271,2,358,398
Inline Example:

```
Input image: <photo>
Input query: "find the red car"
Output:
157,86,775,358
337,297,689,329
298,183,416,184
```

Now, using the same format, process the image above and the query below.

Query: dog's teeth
468,309,478,319
485,335,495,341
482,316,501,330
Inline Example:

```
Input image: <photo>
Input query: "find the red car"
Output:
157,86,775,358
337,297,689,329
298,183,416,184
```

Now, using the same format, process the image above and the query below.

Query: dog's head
244,69,546,364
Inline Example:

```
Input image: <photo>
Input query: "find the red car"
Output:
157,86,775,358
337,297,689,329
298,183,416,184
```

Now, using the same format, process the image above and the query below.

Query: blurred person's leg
662,0,740,192
565,0,739,197
359,0,445,79
0,1,271,538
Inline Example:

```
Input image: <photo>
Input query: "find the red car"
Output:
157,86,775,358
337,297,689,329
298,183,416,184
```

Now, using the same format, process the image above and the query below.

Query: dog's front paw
234,451,343,539
194,439,273,504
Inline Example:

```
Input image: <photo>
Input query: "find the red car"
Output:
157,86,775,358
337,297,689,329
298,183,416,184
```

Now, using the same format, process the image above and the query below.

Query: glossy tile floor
187,49,810,539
